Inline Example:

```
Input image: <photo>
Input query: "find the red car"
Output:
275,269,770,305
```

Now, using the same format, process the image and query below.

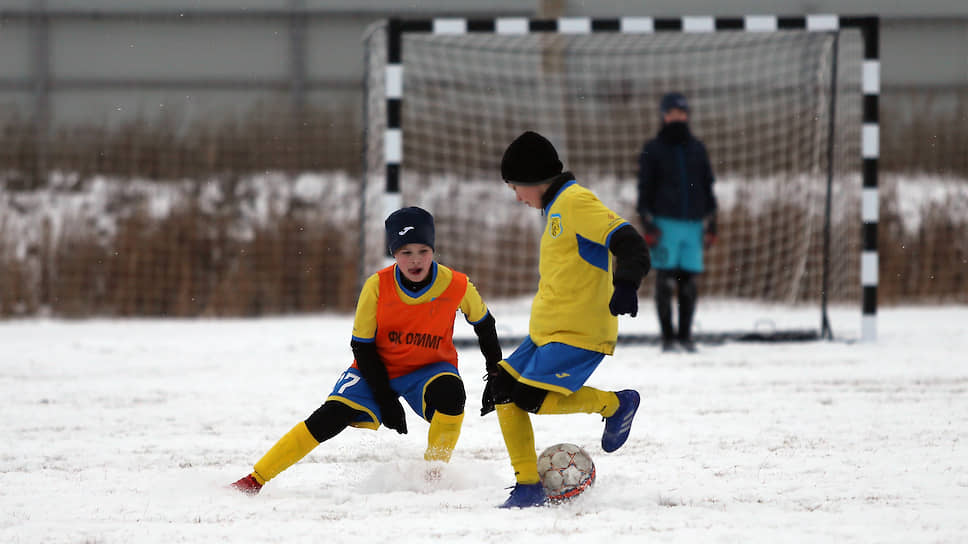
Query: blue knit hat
385,207,435,255
659,92,689,114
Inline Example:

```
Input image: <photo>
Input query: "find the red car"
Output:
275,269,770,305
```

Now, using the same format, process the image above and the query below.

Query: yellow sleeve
351,273,380,341
571,189,628,245
459,278,490,324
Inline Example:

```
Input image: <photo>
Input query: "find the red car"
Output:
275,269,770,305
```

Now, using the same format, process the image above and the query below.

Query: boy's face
393,243,434,282
663,108,689,124
509,183,547,209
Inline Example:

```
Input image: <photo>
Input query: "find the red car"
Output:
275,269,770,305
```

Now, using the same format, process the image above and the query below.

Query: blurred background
0,0,966,318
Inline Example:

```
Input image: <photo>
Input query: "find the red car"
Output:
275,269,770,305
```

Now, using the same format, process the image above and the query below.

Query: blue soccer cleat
601,389,640,453
499,482,548,508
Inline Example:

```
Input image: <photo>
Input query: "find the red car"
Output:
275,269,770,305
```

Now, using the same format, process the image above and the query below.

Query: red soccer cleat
230,474,263,495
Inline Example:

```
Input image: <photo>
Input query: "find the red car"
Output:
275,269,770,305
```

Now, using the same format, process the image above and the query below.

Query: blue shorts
651,216,704,273
499,336,605,395
326,362,460,430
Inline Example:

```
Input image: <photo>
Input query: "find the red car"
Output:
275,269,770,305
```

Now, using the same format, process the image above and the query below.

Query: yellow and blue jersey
529,180,629,355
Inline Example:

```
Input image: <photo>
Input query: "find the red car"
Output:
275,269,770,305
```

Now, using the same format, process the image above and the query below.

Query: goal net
362,18,866,341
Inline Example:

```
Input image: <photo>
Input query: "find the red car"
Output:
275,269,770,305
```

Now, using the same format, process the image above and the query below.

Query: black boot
655,271,678,352
677,272,698,352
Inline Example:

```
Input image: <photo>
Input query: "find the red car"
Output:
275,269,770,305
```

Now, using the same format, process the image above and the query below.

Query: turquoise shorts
499,336,605,396
650,216,704,272
326,362,459,429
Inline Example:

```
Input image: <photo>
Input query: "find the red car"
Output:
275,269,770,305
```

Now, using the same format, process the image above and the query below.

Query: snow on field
1,304,966,543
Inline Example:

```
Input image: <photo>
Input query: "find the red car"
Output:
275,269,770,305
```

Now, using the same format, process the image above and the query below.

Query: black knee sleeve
304,400,358,443
424,374,466,417
491,367,548,413
512,382,549,414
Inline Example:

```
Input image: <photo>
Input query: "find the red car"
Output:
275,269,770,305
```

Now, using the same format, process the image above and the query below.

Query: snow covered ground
2,303,966,543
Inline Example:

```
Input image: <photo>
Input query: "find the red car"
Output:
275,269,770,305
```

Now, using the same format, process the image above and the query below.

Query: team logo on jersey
549,213,562,239
387,330,445,349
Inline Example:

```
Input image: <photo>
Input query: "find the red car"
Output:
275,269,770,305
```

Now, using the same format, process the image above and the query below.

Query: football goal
361,15,880,343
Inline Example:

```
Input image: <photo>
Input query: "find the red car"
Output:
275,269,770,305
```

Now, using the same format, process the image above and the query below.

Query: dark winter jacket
636,122,717,224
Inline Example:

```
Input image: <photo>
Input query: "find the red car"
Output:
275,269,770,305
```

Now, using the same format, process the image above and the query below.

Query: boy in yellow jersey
231,207,502,494
484,131,651,508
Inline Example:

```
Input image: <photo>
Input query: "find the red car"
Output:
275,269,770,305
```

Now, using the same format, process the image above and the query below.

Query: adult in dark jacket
637,92,718,352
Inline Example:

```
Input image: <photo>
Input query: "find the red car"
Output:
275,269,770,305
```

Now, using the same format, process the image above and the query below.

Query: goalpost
361,15,879,343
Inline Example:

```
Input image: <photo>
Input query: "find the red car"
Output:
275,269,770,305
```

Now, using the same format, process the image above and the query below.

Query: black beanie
501,131,563,185
385,206,435,255
660,92,689,114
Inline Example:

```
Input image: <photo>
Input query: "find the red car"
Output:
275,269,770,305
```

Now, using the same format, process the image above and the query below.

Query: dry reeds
0,207,360,318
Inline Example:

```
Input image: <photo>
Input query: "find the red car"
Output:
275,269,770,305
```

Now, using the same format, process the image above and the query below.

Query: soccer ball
536,442,596,502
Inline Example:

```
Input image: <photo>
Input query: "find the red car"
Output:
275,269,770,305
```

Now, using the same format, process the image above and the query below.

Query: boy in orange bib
231,207,502,494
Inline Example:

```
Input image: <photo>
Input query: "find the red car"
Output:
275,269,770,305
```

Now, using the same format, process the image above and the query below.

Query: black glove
609,282,639,317
377,394,407,434
480,372,496,416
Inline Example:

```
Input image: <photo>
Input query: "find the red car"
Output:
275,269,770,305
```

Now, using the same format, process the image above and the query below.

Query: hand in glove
480,372,497,416
609,282,639,317
377,394,407,434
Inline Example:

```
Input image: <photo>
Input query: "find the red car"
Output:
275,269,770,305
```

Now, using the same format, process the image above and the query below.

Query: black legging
655,269,698,341
303,373,466,443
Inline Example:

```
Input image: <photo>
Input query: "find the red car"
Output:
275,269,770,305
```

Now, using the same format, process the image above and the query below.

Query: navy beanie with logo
500,131,563,185
385,206,435,255
659,92,689,114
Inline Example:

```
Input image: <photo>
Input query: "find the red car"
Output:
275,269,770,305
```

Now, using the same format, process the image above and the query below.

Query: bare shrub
0,105,361,189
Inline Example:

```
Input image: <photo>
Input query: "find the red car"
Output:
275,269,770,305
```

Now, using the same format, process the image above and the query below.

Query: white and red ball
536,442,596,502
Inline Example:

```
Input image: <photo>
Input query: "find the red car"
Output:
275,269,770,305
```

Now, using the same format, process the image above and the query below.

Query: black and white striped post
384,14,879,340
854,17,881,342
383,19,404,245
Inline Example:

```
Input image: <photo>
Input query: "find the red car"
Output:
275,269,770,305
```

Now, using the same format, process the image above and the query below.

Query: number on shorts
336,371,360,394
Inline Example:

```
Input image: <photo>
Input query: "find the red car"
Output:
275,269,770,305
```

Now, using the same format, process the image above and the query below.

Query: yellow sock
495,403,539,484
537,387,620,417
424,412,464,462
251,421,320,485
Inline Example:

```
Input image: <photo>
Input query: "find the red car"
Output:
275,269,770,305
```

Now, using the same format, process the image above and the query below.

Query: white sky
2,302,966,543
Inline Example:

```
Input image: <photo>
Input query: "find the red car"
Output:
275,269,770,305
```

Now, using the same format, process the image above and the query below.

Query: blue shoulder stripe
604,221,630,248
